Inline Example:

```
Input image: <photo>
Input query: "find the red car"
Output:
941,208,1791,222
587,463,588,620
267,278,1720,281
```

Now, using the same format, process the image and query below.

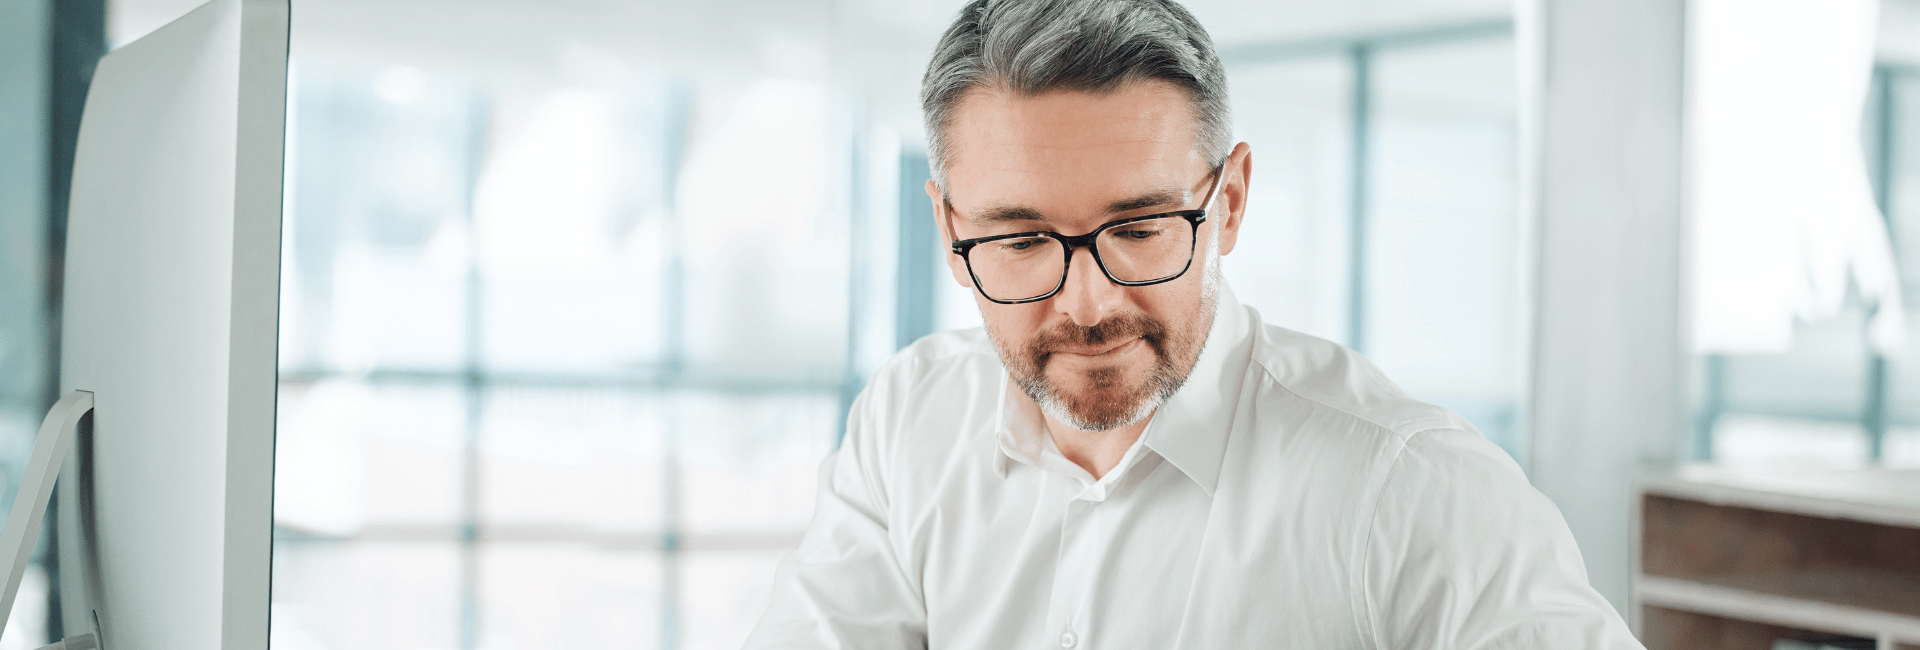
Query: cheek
1136,273,1208,325
977,299,1052,340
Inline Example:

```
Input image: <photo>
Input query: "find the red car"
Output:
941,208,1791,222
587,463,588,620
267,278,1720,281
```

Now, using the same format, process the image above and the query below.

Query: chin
1037,386,1162,432
1037,367,1164,431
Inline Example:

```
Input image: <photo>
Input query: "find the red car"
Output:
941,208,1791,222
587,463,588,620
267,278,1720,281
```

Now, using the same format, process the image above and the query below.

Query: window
1224,24,1528,466
267,22,1532,650
270,67,859,650
1693,65,1920,470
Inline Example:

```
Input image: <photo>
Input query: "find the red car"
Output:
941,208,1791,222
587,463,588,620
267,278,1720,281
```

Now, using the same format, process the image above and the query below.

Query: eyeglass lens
968,216,1195,302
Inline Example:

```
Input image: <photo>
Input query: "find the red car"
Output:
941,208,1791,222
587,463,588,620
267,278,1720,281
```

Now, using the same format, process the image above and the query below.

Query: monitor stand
0,391,101,650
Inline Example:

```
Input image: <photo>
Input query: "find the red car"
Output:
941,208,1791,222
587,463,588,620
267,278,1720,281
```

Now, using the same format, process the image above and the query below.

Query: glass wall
0,17,1534,649
0,0,96,645
261,22,1533,650
1224,29,1527,465
1369,37,1526,462
269,64,858,650
1223,55,1354,345
263,31,1532,645
1881,66,1920,465
1694,65,1920,470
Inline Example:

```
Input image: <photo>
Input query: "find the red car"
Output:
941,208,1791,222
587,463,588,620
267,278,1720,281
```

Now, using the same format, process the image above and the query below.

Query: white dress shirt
745,284,1644,649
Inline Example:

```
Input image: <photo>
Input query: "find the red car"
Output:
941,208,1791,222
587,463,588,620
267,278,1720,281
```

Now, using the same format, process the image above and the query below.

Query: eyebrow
964,188,1189,225
1105,189,1185,214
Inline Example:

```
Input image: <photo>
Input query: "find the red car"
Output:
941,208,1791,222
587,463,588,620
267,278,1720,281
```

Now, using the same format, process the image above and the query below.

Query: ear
1213,142,1252,256
928,179,975,288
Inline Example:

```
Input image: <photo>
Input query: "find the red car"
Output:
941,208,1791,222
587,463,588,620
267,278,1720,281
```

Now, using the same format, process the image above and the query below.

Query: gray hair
920,0,1232,192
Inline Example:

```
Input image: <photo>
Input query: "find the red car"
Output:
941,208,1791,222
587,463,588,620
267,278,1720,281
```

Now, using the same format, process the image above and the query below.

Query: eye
1116,228,1161,240
994,236,1047,253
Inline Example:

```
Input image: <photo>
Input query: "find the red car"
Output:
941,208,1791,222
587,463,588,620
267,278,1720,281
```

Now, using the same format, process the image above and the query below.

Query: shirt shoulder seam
1241,346,1462,648
1243,353,1455,441
1355,428,1422,650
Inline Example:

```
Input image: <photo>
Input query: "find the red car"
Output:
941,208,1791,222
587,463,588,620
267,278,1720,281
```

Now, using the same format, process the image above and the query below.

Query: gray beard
991,286,1216,432
1027,359,1180,431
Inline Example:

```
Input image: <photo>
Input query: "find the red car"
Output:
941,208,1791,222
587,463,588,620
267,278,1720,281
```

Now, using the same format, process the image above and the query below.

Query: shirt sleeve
742,379,928,650
1361,427,1645,650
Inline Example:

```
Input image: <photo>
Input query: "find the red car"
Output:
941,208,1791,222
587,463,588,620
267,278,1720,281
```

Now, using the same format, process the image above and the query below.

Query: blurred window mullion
1864,64,1896,464
0,0,105,645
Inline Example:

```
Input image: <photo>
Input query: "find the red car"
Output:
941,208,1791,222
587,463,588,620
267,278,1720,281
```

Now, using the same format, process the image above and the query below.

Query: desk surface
1639,466,1920,529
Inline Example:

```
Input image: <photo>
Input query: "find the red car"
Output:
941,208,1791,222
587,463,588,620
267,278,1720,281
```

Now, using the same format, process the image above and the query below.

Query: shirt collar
1139,281,1251,496
992,281,1254,497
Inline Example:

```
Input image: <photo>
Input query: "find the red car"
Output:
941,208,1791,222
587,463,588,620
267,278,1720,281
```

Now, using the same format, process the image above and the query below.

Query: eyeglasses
946,165,1224,305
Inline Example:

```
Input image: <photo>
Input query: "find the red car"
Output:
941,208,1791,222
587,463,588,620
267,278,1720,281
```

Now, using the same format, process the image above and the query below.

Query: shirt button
1060,631,1078,648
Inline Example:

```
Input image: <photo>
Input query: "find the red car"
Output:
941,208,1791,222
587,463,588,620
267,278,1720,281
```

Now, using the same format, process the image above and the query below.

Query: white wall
1520,0,1687,615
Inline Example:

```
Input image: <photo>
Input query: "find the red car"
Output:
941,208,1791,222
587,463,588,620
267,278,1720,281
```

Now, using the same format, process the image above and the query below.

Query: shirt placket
1044,481,1113,650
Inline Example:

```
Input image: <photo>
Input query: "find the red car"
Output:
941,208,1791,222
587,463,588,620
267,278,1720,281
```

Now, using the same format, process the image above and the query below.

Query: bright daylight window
0,9,1536,650
257,22,1534,650
1688,0,1920,471
1692,63,1920,471
270,66,845,649
1222,29,1528,465
259,28,1532,648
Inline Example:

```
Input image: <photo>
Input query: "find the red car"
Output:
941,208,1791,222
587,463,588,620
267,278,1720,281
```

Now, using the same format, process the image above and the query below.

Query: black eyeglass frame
946,165,1225,305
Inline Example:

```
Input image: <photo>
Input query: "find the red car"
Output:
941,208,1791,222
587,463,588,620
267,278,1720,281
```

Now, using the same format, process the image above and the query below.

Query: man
748,0,1645,647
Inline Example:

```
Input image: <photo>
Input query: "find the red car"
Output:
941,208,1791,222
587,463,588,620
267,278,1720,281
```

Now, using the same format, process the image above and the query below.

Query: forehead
943,80,1207,215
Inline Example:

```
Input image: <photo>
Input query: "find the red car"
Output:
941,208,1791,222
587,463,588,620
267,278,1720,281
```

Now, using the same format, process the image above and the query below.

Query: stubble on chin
989,303,1211,432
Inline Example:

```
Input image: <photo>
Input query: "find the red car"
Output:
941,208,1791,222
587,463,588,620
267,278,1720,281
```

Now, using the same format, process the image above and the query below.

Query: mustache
1027,313,1169,357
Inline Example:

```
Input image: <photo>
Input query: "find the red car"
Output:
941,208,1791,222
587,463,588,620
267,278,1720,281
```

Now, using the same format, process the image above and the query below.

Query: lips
1053,337,1142,358
1025,313,1166,366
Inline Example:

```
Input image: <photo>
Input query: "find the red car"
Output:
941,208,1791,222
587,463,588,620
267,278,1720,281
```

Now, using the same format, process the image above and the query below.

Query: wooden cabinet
1635,467,1920,650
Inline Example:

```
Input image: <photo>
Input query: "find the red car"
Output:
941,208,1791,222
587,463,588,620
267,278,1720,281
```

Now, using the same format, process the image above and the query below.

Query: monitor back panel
58,0,287,647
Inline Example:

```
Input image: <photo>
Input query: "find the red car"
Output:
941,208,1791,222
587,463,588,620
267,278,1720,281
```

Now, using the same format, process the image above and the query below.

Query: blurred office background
3,0,1920,648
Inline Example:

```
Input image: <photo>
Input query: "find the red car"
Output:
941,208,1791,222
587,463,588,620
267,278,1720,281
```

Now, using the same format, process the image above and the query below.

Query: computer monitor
42,0,287,647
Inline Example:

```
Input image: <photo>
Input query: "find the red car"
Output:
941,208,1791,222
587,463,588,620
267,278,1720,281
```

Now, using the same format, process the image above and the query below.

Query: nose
1052,244,1124,328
